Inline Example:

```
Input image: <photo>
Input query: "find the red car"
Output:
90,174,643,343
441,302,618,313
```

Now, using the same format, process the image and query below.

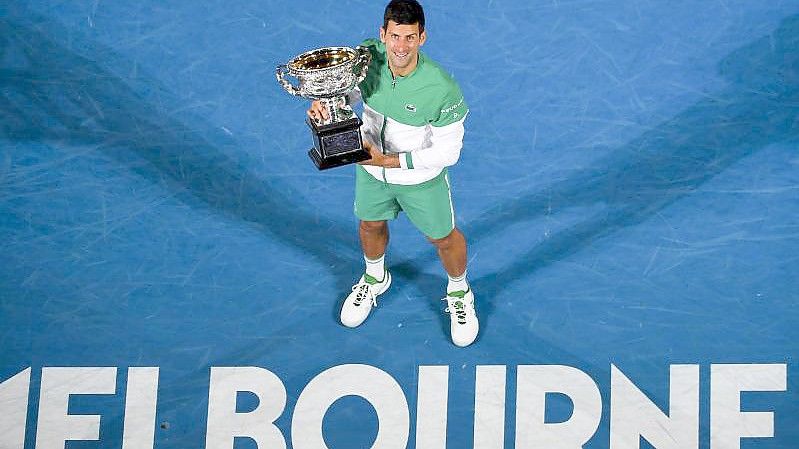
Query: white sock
447,270,469,293
364,254,386,281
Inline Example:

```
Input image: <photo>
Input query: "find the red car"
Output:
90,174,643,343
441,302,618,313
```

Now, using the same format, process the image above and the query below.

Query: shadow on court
0,10,363,304
393,15,799,337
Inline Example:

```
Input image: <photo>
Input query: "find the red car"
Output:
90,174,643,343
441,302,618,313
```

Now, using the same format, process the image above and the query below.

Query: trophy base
307,117,371,170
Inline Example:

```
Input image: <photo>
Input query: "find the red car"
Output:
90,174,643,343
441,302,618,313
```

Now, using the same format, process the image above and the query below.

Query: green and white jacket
351,39,469,185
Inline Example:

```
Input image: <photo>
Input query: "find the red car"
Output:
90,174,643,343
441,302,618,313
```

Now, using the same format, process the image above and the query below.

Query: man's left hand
358,140,400,168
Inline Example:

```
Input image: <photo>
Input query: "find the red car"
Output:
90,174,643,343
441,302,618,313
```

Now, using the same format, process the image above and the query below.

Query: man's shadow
0,11,366,318
398,15,799,340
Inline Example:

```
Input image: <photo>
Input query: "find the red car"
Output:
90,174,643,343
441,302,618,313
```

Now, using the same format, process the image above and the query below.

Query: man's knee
428,228,461,249
360,220,387,234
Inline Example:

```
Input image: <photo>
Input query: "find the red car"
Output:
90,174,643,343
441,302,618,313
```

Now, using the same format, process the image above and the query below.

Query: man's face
380,20,426,76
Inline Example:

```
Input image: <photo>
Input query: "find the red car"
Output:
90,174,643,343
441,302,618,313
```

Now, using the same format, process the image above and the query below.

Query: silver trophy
276,46,372,170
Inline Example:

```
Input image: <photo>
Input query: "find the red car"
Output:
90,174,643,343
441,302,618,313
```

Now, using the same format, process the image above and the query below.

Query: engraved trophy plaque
276,46,372,170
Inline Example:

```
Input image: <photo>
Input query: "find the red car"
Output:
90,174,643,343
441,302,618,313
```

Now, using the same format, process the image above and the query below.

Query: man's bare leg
359,220,388,260
428,227,467,279
359,220,390,282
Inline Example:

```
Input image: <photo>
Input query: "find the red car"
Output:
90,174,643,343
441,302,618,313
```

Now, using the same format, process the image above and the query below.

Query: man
307,0,478,347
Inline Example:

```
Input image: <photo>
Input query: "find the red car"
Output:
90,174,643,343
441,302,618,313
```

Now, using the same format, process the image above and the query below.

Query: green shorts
354,166,456,239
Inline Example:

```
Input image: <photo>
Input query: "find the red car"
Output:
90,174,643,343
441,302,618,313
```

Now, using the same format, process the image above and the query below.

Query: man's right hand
307,100,328,123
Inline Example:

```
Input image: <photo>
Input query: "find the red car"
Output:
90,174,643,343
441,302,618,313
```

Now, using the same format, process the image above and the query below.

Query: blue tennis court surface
1,1,797,448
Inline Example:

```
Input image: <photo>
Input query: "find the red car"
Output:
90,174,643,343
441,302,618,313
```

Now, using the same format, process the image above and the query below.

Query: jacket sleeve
399,83,469,170
345,86,362,107
399,115,468,170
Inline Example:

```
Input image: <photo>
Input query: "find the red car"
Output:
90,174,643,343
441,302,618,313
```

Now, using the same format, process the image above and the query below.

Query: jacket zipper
380,114,388,183
381,73,397,183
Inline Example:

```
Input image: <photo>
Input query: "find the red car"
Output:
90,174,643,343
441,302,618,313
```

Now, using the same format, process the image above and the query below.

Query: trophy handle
354,46,371,83
276,64,301,96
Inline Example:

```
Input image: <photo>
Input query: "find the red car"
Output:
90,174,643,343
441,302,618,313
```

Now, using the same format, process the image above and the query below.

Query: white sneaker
340,271,392,328
443,288,479,347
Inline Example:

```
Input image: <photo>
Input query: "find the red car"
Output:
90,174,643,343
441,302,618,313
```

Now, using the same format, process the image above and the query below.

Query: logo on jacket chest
404,104,417,113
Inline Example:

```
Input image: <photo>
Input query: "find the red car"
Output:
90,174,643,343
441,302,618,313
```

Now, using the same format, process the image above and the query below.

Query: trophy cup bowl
276,46,372,170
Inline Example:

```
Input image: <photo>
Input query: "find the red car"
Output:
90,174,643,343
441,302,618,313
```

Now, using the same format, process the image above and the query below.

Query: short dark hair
383,0,425,33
